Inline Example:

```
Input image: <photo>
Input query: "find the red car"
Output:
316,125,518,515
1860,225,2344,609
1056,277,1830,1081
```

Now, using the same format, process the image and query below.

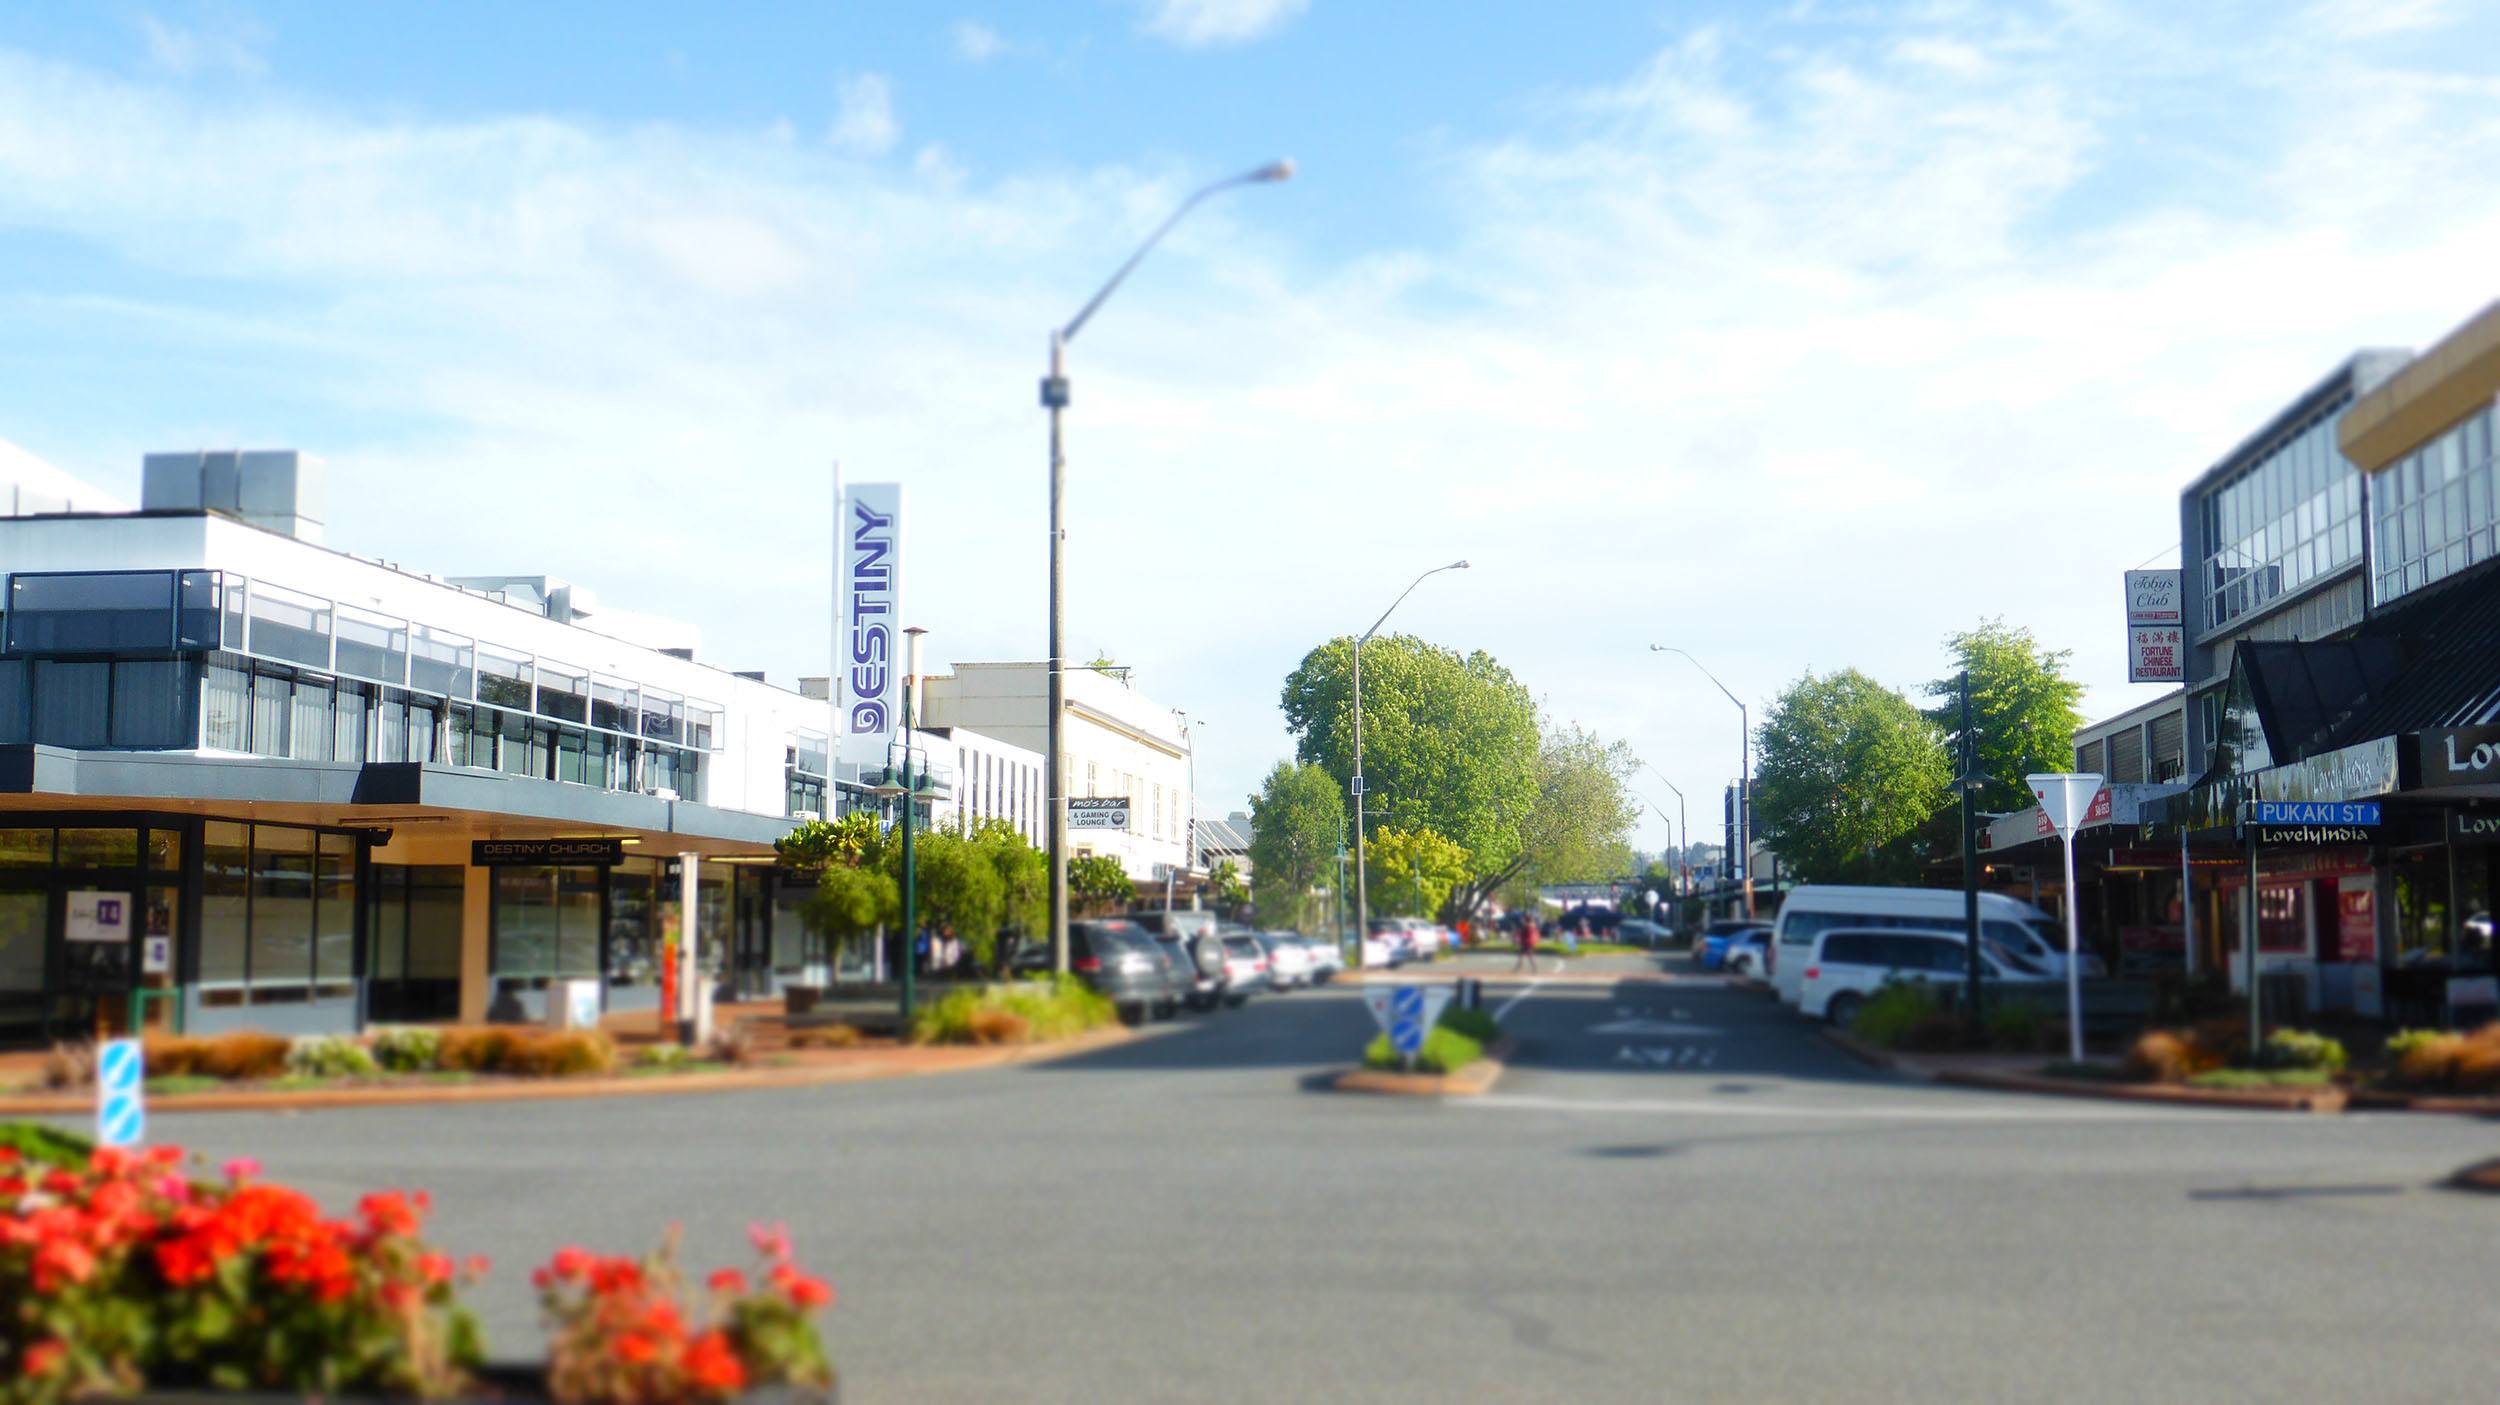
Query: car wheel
1825,992,1862,1028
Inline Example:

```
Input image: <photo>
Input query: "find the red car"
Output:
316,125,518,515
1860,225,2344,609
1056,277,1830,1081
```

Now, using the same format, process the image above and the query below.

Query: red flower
707,1267,749,1296
23,1340,66,1377
747,1221,792,1262
32,1236,98,1292
611,1332,658,1365
781,1272,835,1310
419,1251,454,1284
222,1157,261,1182
360,1190,422,1239
682,1330,749,1395
549,1245,594,1281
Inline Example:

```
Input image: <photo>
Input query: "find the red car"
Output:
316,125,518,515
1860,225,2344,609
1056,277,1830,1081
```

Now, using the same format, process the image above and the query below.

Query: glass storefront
367,864,463,1023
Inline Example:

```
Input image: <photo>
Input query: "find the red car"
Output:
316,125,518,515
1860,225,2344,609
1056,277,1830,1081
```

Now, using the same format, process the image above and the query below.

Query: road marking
1492,977,1549,1023
1587,1017,1722,1037
1612,1045,1718,1068
1458,1092,2261,1124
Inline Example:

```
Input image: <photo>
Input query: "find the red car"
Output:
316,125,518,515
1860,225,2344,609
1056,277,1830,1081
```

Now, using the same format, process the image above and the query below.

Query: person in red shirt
1514,918,1541,974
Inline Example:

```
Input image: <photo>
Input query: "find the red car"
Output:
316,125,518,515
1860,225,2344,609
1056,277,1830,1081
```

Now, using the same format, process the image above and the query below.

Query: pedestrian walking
1513,919,1540,974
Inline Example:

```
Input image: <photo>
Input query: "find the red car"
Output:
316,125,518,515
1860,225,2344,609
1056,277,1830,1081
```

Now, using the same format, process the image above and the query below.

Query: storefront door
0,890,46,1048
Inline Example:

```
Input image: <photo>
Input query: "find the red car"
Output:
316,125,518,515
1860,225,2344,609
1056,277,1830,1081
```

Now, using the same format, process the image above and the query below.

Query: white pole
2062,834,2084,1064
679,851,705,1045
2179,823,2197,978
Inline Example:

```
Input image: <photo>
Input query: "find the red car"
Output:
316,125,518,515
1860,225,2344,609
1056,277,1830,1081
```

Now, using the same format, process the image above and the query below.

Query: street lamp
1650,646,1752,919
868,627,933,1024
1043,158,1293,976
1352,561,1469,969
1641,761,1689,899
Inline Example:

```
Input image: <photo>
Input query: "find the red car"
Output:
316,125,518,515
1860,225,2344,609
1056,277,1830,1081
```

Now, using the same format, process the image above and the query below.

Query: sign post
96,1037,144,1148
2234,797,2382,1056
1362,984,1452,1074
2027,773,2105,1064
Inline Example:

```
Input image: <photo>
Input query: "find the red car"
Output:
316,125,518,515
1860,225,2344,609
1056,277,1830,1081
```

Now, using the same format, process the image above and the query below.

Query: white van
1769,886,2100,1008
1800,927,2052,1023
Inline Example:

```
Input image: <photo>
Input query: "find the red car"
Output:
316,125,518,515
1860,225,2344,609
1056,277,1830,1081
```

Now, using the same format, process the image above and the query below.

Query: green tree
1068,854,1136,914
1280,635,1540,908
1925,618,2088,812
1364,825,1473,920
1247,761,1345,930
801,862,899,960
968,819,1047,961
1485,724,1640,913
896,830,1005,968
775,812,885,872
1753,668,1951,884
1205,860,1248,915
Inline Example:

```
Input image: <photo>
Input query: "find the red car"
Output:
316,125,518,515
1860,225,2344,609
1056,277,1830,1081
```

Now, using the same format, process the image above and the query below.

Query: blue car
1701,921,1771,972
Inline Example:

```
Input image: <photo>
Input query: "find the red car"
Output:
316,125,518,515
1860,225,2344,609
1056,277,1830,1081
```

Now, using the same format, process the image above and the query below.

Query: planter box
137,1364,835,1403
784,984,823,1016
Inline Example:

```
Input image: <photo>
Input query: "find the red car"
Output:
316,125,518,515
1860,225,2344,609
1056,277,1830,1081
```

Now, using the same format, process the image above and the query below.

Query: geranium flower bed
1,1133,835,1403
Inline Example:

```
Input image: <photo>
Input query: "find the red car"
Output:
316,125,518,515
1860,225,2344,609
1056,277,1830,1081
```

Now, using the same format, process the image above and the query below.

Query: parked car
1294,932,1345,982
1131,910,1229,1010
1616,918,1675,949
1724,929,1772,978
1700,920,1774,970
1799,926,2051,1024
1255,932,1316,989
1217,934,1271,1006
1770,886,2099,1009
1012,919,1181,1023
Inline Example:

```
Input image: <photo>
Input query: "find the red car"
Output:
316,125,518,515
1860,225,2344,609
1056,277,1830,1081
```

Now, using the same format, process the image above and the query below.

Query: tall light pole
1352,561,1469,968
1641,761,1689,899
1651,646,1752,919
1042,158,1293,974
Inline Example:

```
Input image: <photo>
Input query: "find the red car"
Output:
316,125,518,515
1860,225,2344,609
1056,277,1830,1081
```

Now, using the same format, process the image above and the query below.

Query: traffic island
2448,1158,2500,1194
1333,1038,1516,1098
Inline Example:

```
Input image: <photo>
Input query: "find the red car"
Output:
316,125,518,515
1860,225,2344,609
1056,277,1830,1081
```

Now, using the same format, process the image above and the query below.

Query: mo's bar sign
2240,800,2381,846
473,839,628,865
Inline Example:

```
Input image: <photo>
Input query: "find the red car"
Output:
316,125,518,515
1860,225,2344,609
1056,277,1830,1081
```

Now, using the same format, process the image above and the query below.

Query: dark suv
1013,919,1180,1023
1129,909,1229,1012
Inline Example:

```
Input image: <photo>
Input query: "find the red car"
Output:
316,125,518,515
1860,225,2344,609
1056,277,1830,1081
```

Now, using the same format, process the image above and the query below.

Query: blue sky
6,0,2500,853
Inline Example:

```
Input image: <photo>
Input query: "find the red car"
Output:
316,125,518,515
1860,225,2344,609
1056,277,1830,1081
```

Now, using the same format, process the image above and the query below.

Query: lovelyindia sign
2241,800,2382,846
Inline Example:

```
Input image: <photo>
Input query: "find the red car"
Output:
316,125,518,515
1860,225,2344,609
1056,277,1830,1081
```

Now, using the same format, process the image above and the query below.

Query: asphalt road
127,959,2500,1403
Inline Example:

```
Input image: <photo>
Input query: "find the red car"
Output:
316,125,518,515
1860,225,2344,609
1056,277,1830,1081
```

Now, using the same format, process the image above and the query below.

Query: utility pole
1959,669,1983,1033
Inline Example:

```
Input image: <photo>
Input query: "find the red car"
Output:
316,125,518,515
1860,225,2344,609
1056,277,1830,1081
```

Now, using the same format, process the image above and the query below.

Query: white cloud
5,6,2500,847
826,72,897,155
135,12,267,78
950,20,1005,63
1139,0,1308,48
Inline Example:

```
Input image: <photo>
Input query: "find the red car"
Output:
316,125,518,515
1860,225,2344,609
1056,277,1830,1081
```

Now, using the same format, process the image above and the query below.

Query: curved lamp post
1043,159,1293,973
1352,561,1469,967
1650,645,1752,918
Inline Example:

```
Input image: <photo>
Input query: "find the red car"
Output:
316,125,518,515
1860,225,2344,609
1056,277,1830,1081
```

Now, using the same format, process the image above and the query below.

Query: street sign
2026,773,2105,840
1362,985,1454,1058
2024,773,2103,1065
96,1038,144,1148
1068,797,1130,831
2242,800,2382,845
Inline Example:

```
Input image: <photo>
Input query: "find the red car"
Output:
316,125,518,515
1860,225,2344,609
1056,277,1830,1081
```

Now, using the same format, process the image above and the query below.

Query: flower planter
131,1364,836,1403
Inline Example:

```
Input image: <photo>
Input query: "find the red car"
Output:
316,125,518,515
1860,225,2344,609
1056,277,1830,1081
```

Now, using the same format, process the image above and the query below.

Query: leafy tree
1365,825,1472,920
1068,854,1136,914
1247,761,1345,930
801,863,898,959
1205,860,1249,915
776,812,885,872
1484,724,1640,913
897,830,1005,967
969,819,1047,963
1280,635,1539,909
1754,669,1951,884
1925,618,2088,813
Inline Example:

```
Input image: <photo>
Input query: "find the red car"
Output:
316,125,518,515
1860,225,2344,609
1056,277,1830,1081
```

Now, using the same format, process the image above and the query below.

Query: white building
919,662,1195,882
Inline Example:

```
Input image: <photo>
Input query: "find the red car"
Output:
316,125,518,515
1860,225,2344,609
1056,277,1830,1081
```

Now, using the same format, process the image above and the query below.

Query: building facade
0,451,875,1049
918,662,1195,882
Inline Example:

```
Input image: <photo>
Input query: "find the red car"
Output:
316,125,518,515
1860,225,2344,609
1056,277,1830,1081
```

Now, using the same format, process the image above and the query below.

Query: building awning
0,746,791,858
1979,782,2188,857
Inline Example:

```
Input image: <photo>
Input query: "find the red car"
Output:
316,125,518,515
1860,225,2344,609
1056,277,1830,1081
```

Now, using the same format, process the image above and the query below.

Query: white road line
1492,976,1549,1023
1457,1092,2262,1124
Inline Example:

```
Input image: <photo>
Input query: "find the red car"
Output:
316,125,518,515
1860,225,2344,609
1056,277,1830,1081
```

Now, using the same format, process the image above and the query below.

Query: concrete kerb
1331,1038,1517,1098
1818,1025,2352,1112
0,1024,1139,1117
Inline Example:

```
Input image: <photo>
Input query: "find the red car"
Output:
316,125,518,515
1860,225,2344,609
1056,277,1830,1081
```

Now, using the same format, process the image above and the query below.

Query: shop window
145,827,181,873
607,860,660,990
200,822,250,991
250,826,316,1001
0,829,52,867
493,866,601,981
57,828,138,869
245,581,333,670
2392,853,2451,968
315,834,355,997
6,571,177,654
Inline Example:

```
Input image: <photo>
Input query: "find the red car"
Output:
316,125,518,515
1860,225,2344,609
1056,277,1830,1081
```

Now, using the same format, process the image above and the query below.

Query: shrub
910,978,1117,1046
512,1031,618,1078
140,1035,203,1078
372,1027,444,1073
535,1224,833,1405
40,1041,95,1091
1847,981,1957,1051
2454,1031,2500,1093
287,1034,381,1080
1437,1007,1502,1044
704,1024,757,1067
2256,1029,2346,1074
636,1044,695,1071
1984,1001,2049,1054
438,1027,527,1073
0,1120,92,1170
2,1146,485,1399
1362,1026,1485,1075
2123,1028,2224,1084
194,1032,292,1081
965,1008,1030,1045
788,1024,863,1050
2188,1067,2334,1090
